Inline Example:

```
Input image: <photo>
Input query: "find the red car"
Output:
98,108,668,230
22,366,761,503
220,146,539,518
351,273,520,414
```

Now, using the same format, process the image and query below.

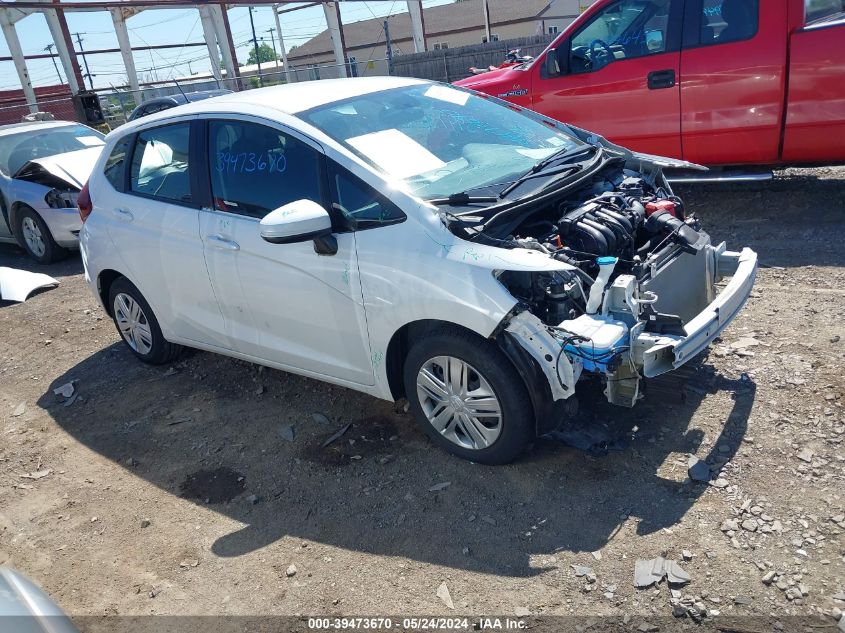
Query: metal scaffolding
0,0,431,115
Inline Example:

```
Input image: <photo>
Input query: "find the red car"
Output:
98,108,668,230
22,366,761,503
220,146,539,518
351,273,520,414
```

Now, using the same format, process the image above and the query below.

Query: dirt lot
1,168,844,629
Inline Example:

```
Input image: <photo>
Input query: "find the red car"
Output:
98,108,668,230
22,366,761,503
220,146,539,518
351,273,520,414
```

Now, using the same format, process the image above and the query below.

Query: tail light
77,181,92,222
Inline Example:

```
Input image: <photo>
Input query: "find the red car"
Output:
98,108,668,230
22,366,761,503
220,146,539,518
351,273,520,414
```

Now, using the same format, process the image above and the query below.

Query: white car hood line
14,146,103,190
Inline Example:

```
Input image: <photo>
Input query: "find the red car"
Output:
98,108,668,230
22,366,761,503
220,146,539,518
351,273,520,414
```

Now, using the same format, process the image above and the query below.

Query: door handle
113,208,133,222
647,69,676,90
207,234,240,251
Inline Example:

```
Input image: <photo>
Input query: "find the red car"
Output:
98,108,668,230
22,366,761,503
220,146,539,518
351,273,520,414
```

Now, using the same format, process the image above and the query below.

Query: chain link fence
0,32,554,131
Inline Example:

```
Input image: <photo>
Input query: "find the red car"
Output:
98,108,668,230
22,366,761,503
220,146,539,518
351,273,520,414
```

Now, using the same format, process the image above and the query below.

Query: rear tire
108,277,181,365
403,326,533,465
16,206,67,264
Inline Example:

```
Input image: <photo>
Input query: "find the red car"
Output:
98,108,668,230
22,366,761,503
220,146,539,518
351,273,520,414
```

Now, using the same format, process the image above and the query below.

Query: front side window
699,0,759,45
129,123,191,204
805,0,844,24
208,120,322,219
569,0,674,73
103,135,132,191
301,84,583,200
331,165,405,229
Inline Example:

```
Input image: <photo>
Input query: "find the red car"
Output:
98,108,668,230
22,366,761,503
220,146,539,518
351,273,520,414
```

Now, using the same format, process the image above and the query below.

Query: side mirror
260,199,332,245
645,29,664,52
544,48,560,77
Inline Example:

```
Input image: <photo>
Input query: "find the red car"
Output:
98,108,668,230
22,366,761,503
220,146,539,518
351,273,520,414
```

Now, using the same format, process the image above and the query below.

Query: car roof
0,120,78,138
114,76,429,136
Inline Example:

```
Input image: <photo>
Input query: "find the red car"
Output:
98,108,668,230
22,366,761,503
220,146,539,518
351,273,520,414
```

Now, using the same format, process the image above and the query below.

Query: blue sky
0,0,454,91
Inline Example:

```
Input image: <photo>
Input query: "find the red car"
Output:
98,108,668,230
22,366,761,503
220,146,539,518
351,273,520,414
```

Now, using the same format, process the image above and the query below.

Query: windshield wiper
428,192,500,206
498,145,598,198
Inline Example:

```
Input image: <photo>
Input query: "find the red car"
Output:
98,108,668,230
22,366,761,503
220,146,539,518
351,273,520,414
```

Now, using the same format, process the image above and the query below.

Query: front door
533,0,684,158
198,117,374,385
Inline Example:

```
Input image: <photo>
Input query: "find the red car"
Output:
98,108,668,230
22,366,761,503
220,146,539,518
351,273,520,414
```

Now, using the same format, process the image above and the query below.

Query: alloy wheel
21,216,46,258
113,293,153,355
416,355,503,450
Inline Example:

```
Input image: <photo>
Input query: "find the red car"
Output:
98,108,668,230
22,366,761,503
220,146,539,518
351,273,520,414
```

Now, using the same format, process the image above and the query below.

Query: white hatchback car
80,77,757,464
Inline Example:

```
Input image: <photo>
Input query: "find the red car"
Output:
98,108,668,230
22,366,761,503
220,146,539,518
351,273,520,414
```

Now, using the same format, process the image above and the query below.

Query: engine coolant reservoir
558,313,629,373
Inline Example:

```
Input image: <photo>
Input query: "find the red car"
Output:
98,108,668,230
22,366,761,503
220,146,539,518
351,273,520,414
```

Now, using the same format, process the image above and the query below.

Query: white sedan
79,77,757,464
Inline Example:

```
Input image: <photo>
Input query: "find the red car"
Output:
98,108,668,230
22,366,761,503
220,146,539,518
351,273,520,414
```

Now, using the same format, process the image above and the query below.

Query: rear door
679,0,788,164
533,0,684,157
101,119,229,348
781,2,845,164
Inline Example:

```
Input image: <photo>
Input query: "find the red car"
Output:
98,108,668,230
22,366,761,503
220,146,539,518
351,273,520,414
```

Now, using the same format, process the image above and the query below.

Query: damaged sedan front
0,121,105,263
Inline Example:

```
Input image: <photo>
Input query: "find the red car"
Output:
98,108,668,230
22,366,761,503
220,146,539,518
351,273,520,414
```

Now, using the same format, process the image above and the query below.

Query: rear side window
129,123,192,204
699,0,759,45
103,135,132,191
207,120,322,219
805,0,844,24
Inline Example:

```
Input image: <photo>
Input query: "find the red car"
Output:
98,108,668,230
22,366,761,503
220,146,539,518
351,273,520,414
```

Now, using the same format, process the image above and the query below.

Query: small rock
682,550,693,561
711,478,729,489
591,550,602,561
785,587,803,601
179,558,199,568
480,515,496,526
140,519,151,529
312,413,331,425
741,519,758,532
514,607,530,617
761,571,777,585
688,456,711,482
12,402,26,417
436,582,454,609
285,564,297,577
638,624,659,633
796,448,815,463
428,481,451,492
571,565,593,577
721,519,740,532
278,424,296,442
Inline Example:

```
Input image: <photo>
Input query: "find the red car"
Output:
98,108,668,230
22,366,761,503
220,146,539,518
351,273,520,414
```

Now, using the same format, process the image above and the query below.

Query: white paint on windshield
424,85,470,106
347,129,446,179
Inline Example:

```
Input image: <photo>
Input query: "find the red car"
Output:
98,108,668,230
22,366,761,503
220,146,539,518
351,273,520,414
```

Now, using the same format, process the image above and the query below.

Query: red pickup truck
455,0,845,174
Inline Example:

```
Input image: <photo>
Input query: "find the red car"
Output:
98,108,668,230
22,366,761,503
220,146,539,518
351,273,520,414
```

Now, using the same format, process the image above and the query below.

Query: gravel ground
0,167,843,630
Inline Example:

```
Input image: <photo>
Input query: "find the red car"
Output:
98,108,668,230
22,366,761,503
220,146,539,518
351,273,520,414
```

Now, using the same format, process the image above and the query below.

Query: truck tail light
77,181,92,222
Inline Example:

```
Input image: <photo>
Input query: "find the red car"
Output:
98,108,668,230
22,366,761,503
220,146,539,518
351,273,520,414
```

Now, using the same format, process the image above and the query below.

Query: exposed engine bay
442,150,758,410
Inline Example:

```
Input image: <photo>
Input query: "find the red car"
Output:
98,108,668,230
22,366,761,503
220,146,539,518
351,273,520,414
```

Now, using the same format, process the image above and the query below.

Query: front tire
108,277,181,365
17,206,67,264
403,326,533,465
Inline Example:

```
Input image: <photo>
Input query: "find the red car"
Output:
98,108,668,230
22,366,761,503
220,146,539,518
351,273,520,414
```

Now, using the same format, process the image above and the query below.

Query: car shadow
38,341,753,578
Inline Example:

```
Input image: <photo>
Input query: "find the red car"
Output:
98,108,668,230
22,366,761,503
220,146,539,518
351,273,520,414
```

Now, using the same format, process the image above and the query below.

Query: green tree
247,42,279,66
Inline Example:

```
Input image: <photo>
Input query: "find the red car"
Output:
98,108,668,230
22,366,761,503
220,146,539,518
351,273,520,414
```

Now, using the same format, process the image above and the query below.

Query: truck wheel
109,277,181,365
17,206,67,264
403,326,533,465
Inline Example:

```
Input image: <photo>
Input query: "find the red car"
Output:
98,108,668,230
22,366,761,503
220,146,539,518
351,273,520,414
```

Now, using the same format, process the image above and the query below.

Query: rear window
103,135,132,191
805,0,844,24
699,0,759,46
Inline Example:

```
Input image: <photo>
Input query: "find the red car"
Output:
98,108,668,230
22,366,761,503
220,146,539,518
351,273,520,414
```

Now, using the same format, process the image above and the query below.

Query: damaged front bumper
633,245,758,378
502,243,758,411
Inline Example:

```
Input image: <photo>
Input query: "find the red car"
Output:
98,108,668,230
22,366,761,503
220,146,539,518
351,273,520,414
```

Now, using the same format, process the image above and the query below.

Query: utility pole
74,32,94,90
44,43,64,84
265,29,278,61
248,6,262,87
384,19,393,75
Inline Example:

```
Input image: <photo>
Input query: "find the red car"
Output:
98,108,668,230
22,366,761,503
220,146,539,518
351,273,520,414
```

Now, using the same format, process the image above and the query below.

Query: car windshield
0,124,105,177
300,83,584,200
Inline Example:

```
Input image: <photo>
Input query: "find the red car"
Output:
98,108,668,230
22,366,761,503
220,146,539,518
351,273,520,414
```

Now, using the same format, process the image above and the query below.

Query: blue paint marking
215,151,287,175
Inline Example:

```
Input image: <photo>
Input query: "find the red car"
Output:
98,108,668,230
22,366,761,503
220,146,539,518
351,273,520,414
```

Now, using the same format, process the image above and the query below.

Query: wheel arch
97,268,126,316
9,201,36,247
383,317,570,437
